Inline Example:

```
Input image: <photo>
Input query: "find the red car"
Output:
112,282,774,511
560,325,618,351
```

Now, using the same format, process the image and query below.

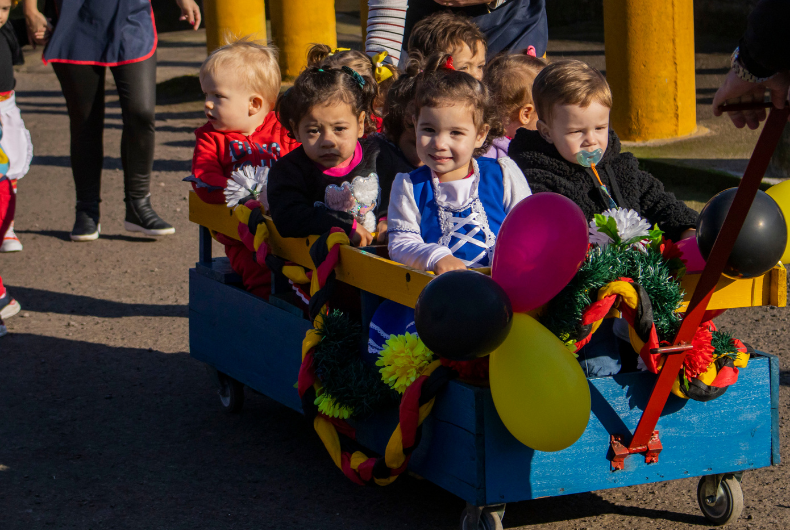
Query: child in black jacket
508,60,698,377
508,60,698,243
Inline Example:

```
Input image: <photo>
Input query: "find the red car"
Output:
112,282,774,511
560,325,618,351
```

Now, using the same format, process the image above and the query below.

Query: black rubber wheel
217,372,245,413
459,511,503,530
697,475,744,526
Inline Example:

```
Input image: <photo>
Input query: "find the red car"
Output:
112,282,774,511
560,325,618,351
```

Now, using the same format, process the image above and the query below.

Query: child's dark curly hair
276,66,378,138
307,44,398,119
412,53,503,157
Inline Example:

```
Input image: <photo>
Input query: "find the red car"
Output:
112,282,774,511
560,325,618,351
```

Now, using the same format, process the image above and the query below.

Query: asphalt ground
1,28,788,530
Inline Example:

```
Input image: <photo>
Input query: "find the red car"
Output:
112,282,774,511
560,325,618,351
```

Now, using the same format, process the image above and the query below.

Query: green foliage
540,244,684,343
313,310,399,419
711,329,741,360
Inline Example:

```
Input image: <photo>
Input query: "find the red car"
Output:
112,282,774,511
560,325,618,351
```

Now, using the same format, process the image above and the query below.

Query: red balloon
676,237,706,274
492,193,589,312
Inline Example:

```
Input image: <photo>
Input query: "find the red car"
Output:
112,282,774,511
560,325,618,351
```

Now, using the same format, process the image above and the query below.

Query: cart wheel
216,372,245,413
697,474,744,526
459,510,503,530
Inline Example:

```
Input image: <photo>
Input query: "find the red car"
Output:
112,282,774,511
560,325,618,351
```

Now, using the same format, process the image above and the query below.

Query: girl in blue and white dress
368,63,530,357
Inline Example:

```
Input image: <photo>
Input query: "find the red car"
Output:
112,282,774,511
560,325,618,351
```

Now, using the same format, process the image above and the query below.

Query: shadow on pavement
0,332,716,529
504,491,709,527
17,229,158,243
3,285,186,318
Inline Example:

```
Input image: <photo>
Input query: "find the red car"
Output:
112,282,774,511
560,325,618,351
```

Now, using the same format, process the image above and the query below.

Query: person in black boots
23,0,201,241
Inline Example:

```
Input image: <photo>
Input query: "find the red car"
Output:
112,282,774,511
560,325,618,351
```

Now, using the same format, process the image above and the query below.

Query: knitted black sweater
508,128,698,242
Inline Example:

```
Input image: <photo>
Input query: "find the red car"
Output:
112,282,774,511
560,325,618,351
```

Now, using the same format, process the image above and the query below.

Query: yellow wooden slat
189,192,786,311
189,191,240,239
771,264,787,307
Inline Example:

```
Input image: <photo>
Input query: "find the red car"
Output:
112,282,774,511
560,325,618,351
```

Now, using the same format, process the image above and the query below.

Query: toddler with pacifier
508,59,699,376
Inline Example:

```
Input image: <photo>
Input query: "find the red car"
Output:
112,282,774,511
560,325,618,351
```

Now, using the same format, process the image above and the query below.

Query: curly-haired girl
387,60,531,274
268,66,387,246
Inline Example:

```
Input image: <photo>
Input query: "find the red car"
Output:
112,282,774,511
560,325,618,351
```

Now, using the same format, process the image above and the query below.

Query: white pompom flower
589,208,651,248
608,208,650,244
224,165,269,209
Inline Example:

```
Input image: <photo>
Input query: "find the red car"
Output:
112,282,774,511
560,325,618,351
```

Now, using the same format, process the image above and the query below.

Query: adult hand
175,0,202,30
433,0,491,6
712,69,790,129
23,0,50,46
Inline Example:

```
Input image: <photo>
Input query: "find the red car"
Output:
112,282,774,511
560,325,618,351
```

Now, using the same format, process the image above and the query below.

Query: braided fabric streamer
295,228,456,485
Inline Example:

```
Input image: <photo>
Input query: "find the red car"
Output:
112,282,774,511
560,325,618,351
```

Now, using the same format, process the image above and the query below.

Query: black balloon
414,270,513,361
697,188,787,279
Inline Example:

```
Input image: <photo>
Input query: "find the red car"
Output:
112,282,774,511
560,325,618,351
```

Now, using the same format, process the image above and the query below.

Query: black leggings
53,52,157,203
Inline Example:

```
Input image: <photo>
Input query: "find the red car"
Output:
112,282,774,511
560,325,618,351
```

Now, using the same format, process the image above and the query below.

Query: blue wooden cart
188,188,782,529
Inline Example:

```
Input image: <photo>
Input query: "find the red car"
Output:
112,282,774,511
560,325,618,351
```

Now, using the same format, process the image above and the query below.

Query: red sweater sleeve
190,128,227,204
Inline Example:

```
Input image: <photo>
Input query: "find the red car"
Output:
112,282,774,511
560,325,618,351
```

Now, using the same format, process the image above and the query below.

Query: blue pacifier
575,149,603,167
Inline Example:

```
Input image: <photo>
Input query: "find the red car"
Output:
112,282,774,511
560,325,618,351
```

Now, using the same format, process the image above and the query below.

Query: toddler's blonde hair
200,37,280,105
532,59,612,125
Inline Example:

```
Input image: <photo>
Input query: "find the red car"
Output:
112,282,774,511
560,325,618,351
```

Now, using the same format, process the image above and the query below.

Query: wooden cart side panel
482,357,773,504
764,351,782,465
189,269,311,413
770,265,787,307
353,382,488,505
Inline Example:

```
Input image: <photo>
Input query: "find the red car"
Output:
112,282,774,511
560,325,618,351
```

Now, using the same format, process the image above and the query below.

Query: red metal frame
609,103,790,470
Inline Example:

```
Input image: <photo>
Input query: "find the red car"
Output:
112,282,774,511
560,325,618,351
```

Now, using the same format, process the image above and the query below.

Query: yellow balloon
766,180,790,264
489,313,591,452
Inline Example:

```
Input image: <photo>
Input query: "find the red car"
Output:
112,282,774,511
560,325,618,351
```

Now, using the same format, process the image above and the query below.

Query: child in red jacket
186,38,298,299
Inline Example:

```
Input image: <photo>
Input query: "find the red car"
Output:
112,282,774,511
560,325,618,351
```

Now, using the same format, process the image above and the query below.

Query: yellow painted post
269,0,338,80
361,0,369,44
603,0,696,142
204,0,267,53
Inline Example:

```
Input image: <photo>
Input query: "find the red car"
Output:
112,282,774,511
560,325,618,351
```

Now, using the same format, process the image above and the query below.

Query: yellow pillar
204,0,267,53
361,0,369,44
269,0,337,80
603,0,696,142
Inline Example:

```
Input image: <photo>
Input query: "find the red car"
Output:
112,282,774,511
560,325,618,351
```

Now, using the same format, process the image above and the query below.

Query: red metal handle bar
627,104,790,452
717,101,789,112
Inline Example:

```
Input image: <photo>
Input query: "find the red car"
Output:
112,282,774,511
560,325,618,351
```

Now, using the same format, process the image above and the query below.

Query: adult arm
365,0,409,67
175,0,202,30
22,0,49,46
267,160,356,238
387,173,452,271
436,0,495,6
712,0,790,128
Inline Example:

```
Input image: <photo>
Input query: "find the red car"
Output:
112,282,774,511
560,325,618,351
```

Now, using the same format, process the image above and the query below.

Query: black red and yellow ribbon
575,277,748,401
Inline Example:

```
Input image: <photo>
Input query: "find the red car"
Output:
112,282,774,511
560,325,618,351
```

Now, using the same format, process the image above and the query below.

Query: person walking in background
712,0,790,129
365,0,547,67
22,0,201,241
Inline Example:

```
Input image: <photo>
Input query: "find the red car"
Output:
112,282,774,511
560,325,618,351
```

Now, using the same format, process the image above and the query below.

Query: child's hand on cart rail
434,255,467,275
351,223,375,247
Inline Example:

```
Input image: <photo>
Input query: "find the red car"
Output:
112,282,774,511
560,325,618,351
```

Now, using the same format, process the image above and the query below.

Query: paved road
1,29,788,530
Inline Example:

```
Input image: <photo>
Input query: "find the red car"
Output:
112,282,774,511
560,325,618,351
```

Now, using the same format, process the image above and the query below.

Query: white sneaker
0,222,22,252
0,298,21,319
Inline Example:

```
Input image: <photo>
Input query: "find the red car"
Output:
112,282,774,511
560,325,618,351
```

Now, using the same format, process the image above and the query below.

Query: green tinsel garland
540,244,685,344
313,310,400,419
711,329,741,361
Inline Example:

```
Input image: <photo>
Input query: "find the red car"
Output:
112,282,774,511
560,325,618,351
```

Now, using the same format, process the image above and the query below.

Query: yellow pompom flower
314,390,353,419
376,333,435,394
